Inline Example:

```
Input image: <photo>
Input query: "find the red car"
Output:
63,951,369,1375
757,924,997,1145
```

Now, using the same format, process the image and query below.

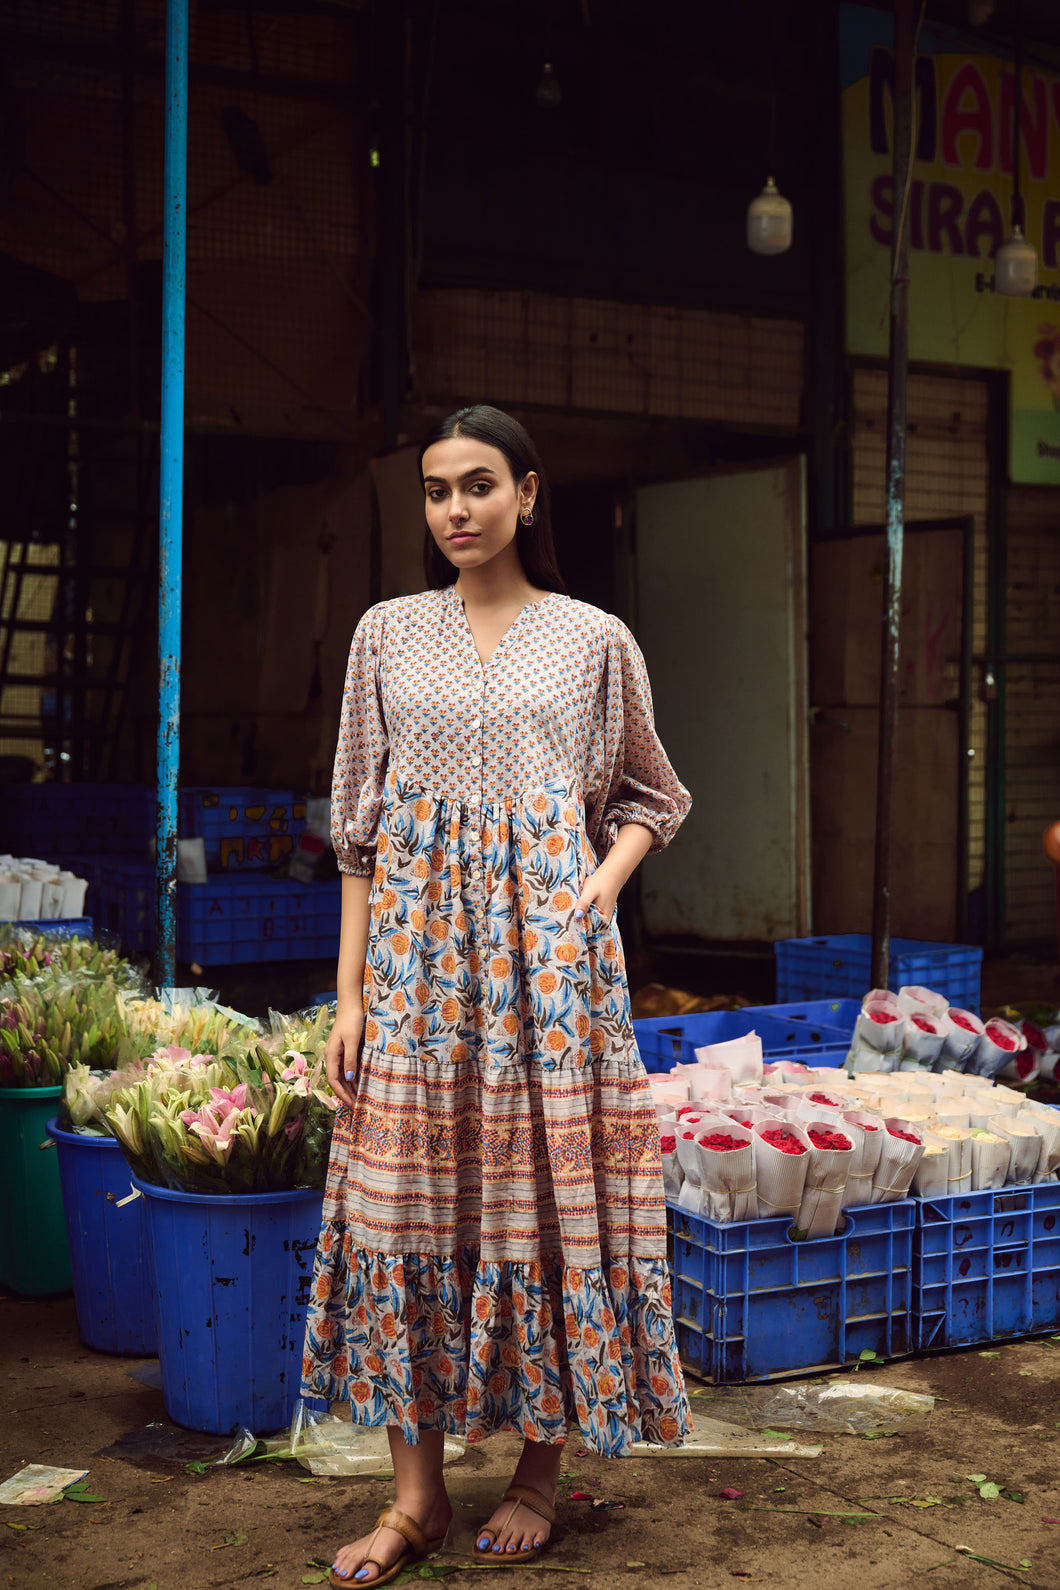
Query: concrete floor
2,1288,1060,1590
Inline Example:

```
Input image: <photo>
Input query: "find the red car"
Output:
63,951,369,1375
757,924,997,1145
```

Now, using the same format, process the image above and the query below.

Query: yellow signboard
842,3,1060,483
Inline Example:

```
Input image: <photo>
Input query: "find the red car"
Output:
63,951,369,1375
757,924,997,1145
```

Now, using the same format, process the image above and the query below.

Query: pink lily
208,1083,248,1111
281,1053,309,1080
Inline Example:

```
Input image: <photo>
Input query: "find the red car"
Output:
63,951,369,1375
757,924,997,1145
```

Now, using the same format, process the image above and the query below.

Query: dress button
470,718,480,732
472,755,481,769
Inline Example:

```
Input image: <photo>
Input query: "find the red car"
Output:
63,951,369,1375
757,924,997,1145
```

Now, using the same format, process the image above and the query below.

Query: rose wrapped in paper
660,1132,683,1201
969,1018,1027,1080
690,1123,756,1223
911,1131,952,1198
988,1114,1044,1185
901,1013,946,1072
896,985,949,1020
848,991,904,1074
870,1120,925,1203
1022,1103,1060,1179
840,1110,884,1205
793,1123,854,1239
933,1124,972,1196
751,1118,811,1221
969,1128,1011,1191
939,1008,984,1071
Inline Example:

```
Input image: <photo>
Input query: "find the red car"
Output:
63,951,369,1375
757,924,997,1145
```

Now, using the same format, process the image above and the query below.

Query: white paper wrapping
933,1101,971,1130
901,1013,946,1070
912,1131,953,1198
840,1111,885,1206
990,1083,1027,1114
682,1066,734,1103
693,1032,763,1084
652,1075,689,1102
16,877,43,919
988,1114,1044,1185
1022,1105,1060,1178
849,992,904,1074
0,878,20,918
972,1019,1027,1079
939,1006,984,1069
763,1060,813,1080
751,1118,811,1221
897,984,950,1019
659,1128,683,1201
694,1123,757,1223
795,1121,854,1238
970,1130,1011,1191
933,1125,973,1196
870,1120,925,1203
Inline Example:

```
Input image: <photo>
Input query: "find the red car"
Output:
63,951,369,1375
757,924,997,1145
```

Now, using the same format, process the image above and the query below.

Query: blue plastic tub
914,1182,1060,1350
669,1198,916,1383
49,1121,157,1356
634,1008,850,1073
133,1175,324,1434
774,934,982,1011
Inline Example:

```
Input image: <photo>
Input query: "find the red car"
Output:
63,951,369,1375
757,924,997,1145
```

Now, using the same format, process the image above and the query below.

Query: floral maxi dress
301,586,693,1456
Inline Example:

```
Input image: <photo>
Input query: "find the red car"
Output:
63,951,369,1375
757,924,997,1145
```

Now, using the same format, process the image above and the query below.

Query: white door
635,460,810,942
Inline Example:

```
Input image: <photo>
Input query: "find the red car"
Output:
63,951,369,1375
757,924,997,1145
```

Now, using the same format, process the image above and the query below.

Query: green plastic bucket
0,1086,72,1295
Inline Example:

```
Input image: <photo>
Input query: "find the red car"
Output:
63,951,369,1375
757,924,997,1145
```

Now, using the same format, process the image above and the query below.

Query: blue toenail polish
493,1544,502,1553
354,1572,368,1582
477,1536,491,1549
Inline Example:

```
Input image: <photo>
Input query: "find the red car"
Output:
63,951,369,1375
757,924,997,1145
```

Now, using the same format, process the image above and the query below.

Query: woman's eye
427,488,446,503
469,482,491,495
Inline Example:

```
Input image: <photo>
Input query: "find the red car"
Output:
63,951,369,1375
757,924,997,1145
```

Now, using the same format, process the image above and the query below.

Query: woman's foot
330,1492,451,1583
475,1439,564,1558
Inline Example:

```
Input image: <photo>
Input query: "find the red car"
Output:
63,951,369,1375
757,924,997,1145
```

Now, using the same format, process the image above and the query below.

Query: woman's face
422,436,537,575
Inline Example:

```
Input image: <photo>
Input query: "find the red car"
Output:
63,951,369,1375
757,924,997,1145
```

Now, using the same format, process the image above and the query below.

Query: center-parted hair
419,404,567,593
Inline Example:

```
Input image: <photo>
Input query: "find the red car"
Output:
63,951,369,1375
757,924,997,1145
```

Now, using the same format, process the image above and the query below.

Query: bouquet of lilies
0,978,138,1088
116,990,261,1059
101,1022,338,1194
0,928,145,993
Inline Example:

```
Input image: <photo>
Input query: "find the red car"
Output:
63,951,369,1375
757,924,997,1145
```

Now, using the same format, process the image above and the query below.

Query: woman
303,405,692,1587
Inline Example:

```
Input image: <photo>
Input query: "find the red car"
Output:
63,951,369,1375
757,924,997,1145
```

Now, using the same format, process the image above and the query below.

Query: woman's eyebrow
423,466,499,485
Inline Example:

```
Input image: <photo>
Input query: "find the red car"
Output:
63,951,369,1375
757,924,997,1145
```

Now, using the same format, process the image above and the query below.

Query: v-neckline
451,587,555,670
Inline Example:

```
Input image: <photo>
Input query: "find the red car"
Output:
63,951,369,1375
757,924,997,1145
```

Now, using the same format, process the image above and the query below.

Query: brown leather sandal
328,1507,448,1587
472,1483,557,1566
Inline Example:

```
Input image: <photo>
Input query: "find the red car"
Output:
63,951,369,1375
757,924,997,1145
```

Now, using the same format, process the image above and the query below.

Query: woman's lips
448,532,478,545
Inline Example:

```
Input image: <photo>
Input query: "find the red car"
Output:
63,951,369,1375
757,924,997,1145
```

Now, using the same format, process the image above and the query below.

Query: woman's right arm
324,873,372,1109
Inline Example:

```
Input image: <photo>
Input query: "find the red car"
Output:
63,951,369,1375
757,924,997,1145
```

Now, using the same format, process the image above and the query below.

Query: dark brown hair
419,405,566,592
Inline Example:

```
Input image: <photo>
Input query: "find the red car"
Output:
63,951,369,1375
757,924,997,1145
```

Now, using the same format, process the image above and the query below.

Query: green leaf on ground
760,1428,793,1440
62,1482,105,1504
978,1482,1001,1500
1018,1369,1034,1377
925,1561,956,1572
860,1430,899,1440
853,1350,885,1371
5,1521,44,1530
888,1496,946,1509
212,1532,249,1549
184,1460,207,1475
748,1507,883,1519
955,1547,1030,1569
978,1351,1000,1359
301,1576,328,1586
966,1474,987,1484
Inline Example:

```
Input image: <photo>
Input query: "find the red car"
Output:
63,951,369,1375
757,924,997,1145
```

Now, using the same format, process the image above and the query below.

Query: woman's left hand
575,865,619,924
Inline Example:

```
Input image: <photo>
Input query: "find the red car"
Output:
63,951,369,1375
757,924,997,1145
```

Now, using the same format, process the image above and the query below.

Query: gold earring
520,507,535,526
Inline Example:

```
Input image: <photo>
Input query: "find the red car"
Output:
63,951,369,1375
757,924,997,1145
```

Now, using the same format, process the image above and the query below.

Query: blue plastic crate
179,787,306,871
311,990,338,1007
775,934,982,1011
669,1198,916,1383
744,999,862,1037
913,1182,1060,1350
4,917,93,938
177,875,340,967
0,783,153,856
634,1008,850,1073
98,860,155,956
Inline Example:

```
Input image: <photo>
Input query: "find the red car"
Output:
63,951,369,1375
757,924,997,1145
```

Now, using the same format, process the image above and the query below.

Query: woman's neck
454,549,543,610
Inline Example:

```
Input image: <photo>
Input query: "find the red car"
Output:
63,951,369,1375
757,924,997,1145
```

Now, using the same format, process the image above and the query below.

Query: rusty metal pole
870,0,914,991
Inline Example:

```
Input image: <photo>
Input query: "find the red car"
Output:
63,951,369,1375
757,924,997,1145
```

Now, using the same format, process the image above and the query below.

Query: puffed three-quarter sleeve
330,605,389,876
584,616,691,861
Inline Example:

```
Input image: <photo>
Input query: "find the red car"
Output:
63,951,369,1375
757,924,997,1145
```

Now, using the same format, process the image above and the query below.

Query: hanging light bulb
535,63,561,111
747,176,793,255
995,224,1038,296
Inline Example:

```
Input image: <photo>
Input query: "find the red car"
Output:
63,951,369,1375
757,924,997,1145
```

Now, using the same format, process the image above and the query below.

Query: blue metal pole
156,0,188,986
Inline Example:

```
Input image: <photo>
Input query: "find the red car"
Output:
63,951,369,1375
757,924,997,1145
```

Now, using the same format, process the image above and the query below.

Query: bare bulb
995,225,1038,297
536,63,561,111
747,177,793,256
